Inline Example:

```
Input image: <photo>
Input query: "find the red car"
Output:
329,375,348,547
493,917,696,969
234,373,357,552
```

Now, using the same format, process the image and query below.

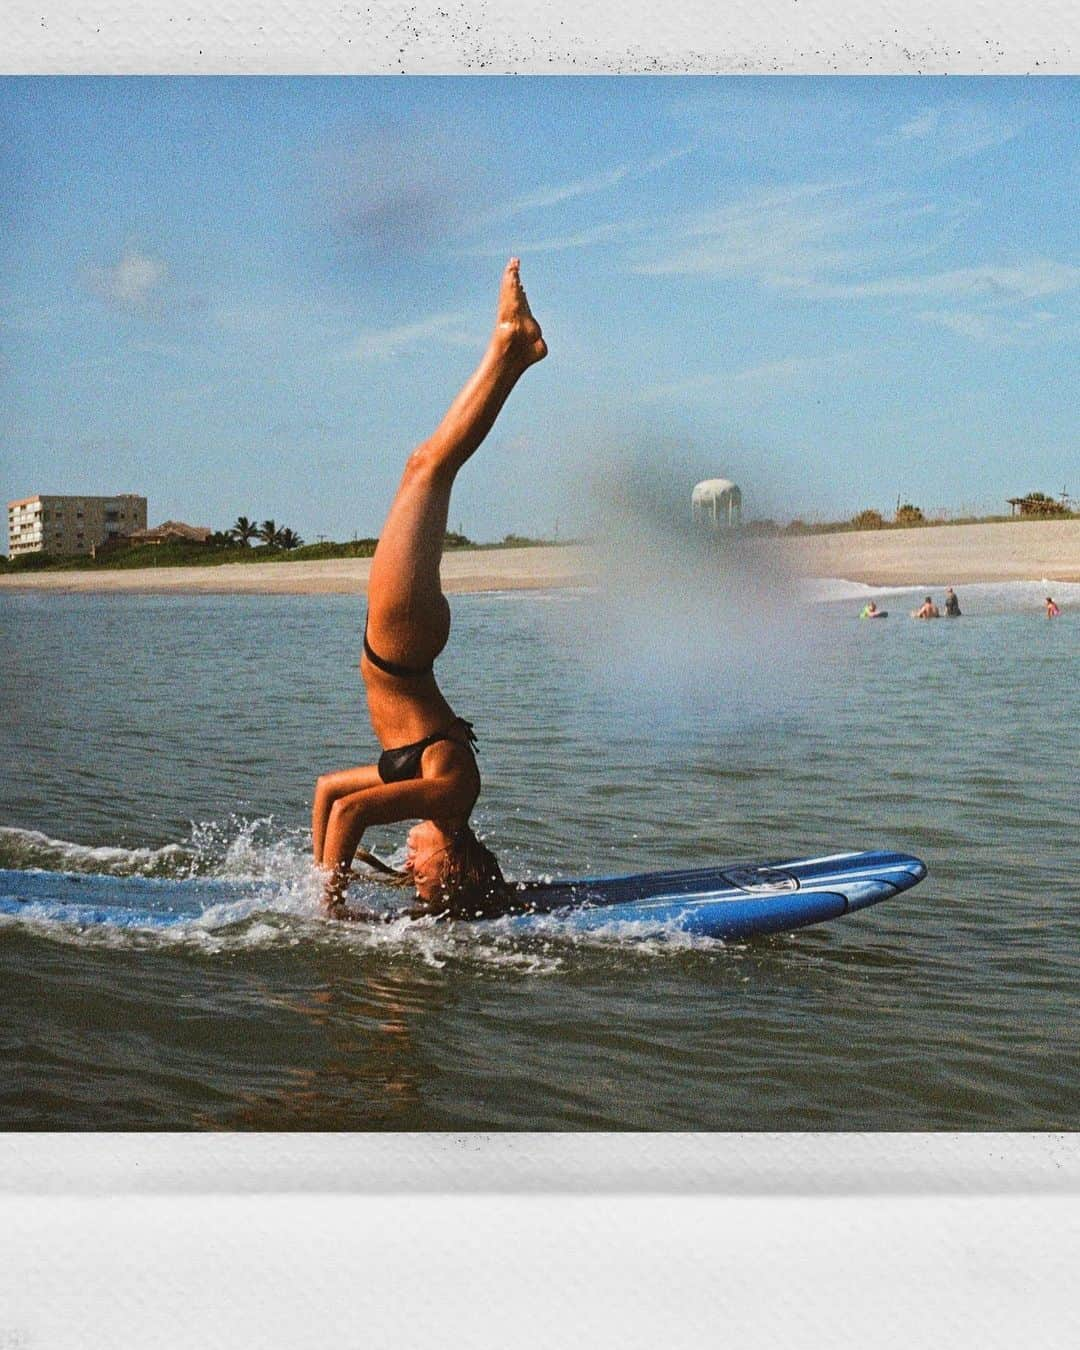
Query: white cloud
86,250,168,313
347,312,476,361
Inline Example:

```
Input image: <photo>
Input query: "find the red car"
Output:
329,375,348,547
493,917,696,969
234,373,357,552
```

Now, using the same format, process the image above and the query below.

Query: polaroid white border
2,3,1077,1343
2,1132,1080,1195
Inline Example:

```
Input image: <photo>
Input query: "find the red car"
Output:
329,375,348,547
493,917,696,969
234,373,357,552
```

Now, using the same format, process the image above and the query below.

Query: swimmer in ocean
1046,596,1061,618
911,597,940,620
311,259,547,920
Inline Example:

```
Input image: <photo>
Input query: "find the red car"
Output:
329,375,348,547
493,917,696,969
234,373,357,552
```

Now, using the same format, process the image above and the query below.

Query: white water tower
691,478,742,529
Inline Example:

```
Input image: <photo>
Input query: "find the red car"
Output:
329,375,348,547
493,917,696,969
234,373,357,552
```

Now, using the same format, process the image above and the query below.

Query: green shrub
895,503,925,525
851,509,885,530
8,550,58,571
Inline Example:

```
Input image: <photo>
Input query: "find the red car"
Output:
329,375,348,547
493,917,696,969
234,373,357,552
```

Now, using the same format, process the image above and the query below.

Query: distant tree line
228,516,304,550
0,519,565,572
843,492,1071,531
735,492,1074,539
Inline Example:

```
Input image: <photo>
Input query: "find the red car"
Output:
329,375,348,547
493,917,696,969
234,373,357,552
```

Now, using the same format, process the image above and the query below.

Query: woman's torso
360,655,481,806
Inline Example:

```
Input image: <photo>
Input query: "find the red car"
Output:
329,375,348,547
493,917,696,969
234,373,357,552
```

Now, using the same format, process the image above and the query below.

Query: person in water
1046,596,1061,618
911,596,940,620
311,259,547,920
944,587,961,617
859,601,881,618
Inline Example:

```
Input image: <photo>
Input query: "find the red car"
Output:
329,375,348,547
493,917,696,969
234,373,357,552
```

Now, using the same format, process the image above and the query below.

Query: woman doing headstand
312,259,547,919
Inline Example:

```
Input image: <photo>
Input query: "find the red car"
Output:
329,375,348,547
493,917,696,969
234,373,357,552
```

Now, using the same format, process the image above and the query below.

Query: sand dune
1,520,1077,595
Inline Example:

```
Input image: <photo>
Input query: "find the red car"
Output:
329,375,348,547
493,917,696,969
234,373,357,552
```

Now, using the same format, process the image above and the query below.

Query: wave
803,577,1080,609
800,578,929,603
0,826,195,876
0,816,311,881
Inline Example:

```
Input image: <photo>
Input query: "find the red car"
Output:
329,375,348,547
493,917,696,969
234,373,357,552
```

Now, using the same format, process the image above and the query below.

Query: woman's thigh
366,457,453,660
316,765,382,799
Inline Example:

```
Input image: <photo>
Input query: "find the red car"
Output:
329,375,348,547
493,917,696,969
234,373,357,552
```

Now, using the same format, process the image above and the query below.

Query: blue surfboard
0,849,926,940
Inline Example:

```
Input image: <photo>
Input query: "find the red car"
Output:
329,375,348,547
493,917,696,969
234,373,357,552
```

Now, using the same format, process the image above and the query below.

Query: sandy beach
1,520,1078,595
771,518,1080,587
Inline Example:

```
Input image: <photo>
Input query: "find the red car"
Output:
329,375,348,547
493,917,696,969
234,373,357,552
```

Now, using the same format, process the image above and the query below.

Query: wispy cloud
629,181,904,283
889,108,943,144
917,307,1067,345
347,312,476,362
794,260,1080,302
461,219,644,258
473,146,695,226
877,102,1023,164
626,175,1078,356
639,350,863,403
85,250,169,314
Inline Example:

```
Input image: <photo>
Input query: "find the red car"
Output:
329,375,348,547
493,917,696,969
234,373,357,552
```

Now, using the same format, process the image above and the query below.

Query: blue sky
1,77,1076,543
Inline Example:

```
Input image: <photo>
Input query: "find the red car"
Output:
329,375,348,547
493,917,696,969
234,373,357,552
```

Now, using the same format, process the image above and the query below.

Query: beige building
123,520,212,547
6,494,148,558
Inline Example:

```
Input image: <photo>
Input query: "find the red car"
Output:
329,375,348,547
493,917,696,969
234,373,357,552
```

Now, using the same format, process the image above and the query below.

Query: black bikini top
377,719,478,784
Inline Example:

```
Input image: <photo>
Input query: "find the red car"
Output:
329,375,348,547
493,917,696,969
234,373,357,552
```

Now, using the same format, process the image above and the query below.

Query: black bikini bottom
377,720,478,784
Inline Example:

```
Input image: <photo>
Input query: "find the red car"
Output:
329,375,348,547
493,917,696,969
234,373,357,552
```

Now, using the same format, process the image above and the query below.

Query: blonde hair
439,825,512,918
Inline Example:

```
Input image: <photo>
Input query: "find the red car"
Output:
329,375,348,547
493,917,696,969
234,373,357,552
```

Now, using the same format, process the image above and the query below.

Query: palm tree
256,519,278,547
276,527,304,550
231,515,259,547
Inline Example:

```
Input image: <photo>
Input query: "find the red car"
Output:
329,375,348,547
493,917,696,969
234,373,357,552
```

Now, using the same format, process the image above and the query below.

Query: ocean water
1,577,1077,1129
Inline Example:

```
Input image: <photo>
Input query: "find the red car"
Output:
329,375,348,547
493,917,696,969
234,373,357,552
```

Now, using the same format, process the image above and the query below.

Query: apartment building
6,494,148,558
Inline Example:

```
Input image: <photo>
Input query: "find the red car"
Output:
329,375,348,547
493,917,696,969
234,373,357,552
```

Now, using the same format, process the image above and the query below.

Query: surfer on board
311,259,547,920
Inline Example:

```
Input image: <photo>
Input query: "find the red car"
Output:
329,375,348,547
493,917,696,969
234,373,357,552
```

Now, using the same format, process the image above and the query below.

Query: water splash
0,819,753,965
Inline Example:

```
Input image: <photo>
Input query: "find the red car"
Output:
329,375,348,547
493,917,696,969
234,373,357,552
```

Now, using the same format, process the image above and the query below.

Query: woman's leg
312,764,382,863
365,258,546,667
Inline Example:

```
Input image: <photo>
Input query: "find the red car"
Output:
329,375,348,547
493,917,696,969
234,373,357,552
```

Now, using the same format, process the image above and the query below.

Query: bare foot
494,258,547,367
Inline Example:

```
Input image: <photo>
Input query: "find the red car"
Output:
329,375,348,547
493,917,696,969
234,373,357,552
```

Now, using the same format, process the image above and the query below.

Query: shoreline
1,520,1078,595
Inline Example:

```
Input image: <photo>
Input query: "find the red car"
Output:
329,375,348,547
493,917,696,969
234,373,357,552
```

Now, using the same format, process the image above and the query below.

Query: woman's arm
312,764,382,865
320,774,465,909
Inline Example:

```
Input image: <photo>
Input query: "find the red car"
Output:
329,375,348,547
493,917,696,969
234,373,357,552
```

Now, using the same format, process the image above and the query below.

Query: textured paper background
3,0,1077,72
2,3,1077,1344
